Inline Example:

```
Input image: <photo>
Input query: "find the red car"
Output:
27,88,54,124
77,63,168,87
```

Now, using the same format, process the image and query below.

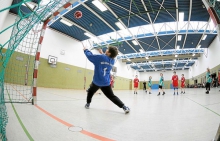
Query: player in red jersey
133,75,139,94
172,71,179,95
181,74,185,94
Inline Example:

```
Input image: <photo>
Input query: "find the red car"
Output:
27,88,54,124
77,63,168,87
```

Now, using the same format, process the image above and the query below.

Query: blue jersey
84,49,114,86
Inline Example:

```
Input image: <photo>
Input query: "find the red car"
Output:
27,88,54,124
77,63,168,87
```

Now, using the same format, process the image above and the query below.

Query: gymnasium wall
0,13,15,47
2,14,134,90
188,36,220,84
0,0,13,30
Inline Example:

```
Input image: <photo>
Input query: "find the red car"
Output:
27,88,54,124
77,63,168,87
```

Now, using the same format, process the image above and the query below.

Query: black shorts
159,85,162,89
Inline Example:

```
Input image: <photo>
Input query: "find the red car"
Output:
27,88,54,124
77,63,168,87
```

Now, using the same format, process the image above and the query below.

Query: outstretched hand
83,46,87,50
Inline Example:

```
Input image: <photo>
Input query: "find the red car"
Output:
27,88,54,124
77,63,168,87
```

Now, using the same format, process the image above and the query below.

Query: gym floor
6,87,220,141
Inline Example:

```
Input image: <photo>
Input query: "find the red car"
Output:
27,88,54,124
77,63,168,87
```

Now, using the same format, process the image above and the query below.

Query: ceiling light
186,62,188,65
139,49,144,53
175,55,178,57
202,35,207,40
192,53,195,56
179,12,184,22
174,59,177,62
173,63,175,66
60,19,73,26
132,40,138,45
197,45,201,48
115,22,126,30
178,35,182,41
145,56,149,59
84,32,94,38
149,61,152,63
22,2,36,9
126,58,131,61
92,0,107,12
41,0,50,5
176,45,180,50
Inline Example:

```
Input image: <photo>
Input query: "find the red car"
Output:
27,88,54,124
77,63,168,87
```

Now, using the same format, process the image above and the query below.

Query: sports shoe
173,93,175,95
206,91,209,94
177,92,178,95
85,103,90,109
157,93,160,96
181,91,183,94
145,90,147,93
183,92,185,94
136,92,138,94
134,91,135,94
162,92,165,95
122,106,130,114
149,92,152,94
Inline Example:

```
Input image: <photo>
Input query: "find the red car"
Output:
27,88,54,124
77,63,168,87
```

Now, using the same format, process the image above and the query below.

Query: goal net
0,0,70,140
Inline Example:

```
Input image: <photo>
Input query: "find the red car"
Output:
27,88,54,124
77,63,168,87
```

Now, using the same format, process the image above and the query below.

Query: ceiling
10,0,218,72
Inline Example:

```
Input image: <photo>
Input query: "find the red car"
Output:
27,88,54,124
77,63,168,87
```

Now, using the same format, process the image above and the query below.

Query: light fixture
178,35,182,41
60,19,73,26
173,63,175,66
197,45,201,48
115,22,126,30
22,2,36,9
126,58,131,61
132,40,138,45
149,61,152,63
145,56,149,59
202,35,207,40
186,62,188,65
41,0,50,5
92,0,107,12
175,55,178,57
84,32,94,38
139,49,144,53
174,59,177,62
176,45,180,50
179,12,184,22
192,53,195,56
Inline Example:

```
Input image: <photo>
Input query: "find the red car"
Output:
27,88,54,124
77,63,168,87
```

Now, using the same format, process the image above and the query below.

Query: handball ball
74,11,82,19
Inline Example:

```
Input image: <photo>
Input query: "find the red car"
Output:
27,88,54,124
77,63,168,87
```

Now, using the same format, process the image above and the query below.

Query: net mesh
0,0,70,140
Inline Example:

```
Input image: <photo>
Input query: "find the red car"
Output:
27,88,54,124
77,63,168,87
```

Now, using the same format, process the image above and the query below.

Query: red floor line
35,105,115,141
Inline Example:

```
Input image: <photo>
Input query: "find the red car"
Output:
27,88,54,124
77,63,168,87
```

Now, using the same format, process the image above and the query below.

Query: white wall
42,28,138,79
0,14,16,48
140,70,189,81
189,36,220,78
0,0,13,31
114,60,139,79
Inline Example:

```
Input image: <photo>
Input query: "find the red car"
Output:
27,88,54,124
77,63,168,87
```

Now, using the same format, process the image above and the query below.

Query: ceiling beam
196,18,211,49
182,0,192,49
175,0,178,49
118,48,204,59
122,54,200,62
82,1,137,53
141,0,161,52
101,0,145,52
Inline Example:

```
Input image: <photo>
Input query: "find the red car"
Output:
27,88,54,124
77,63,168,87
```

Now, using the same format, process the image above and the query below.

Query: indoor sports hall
0,0,220,141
